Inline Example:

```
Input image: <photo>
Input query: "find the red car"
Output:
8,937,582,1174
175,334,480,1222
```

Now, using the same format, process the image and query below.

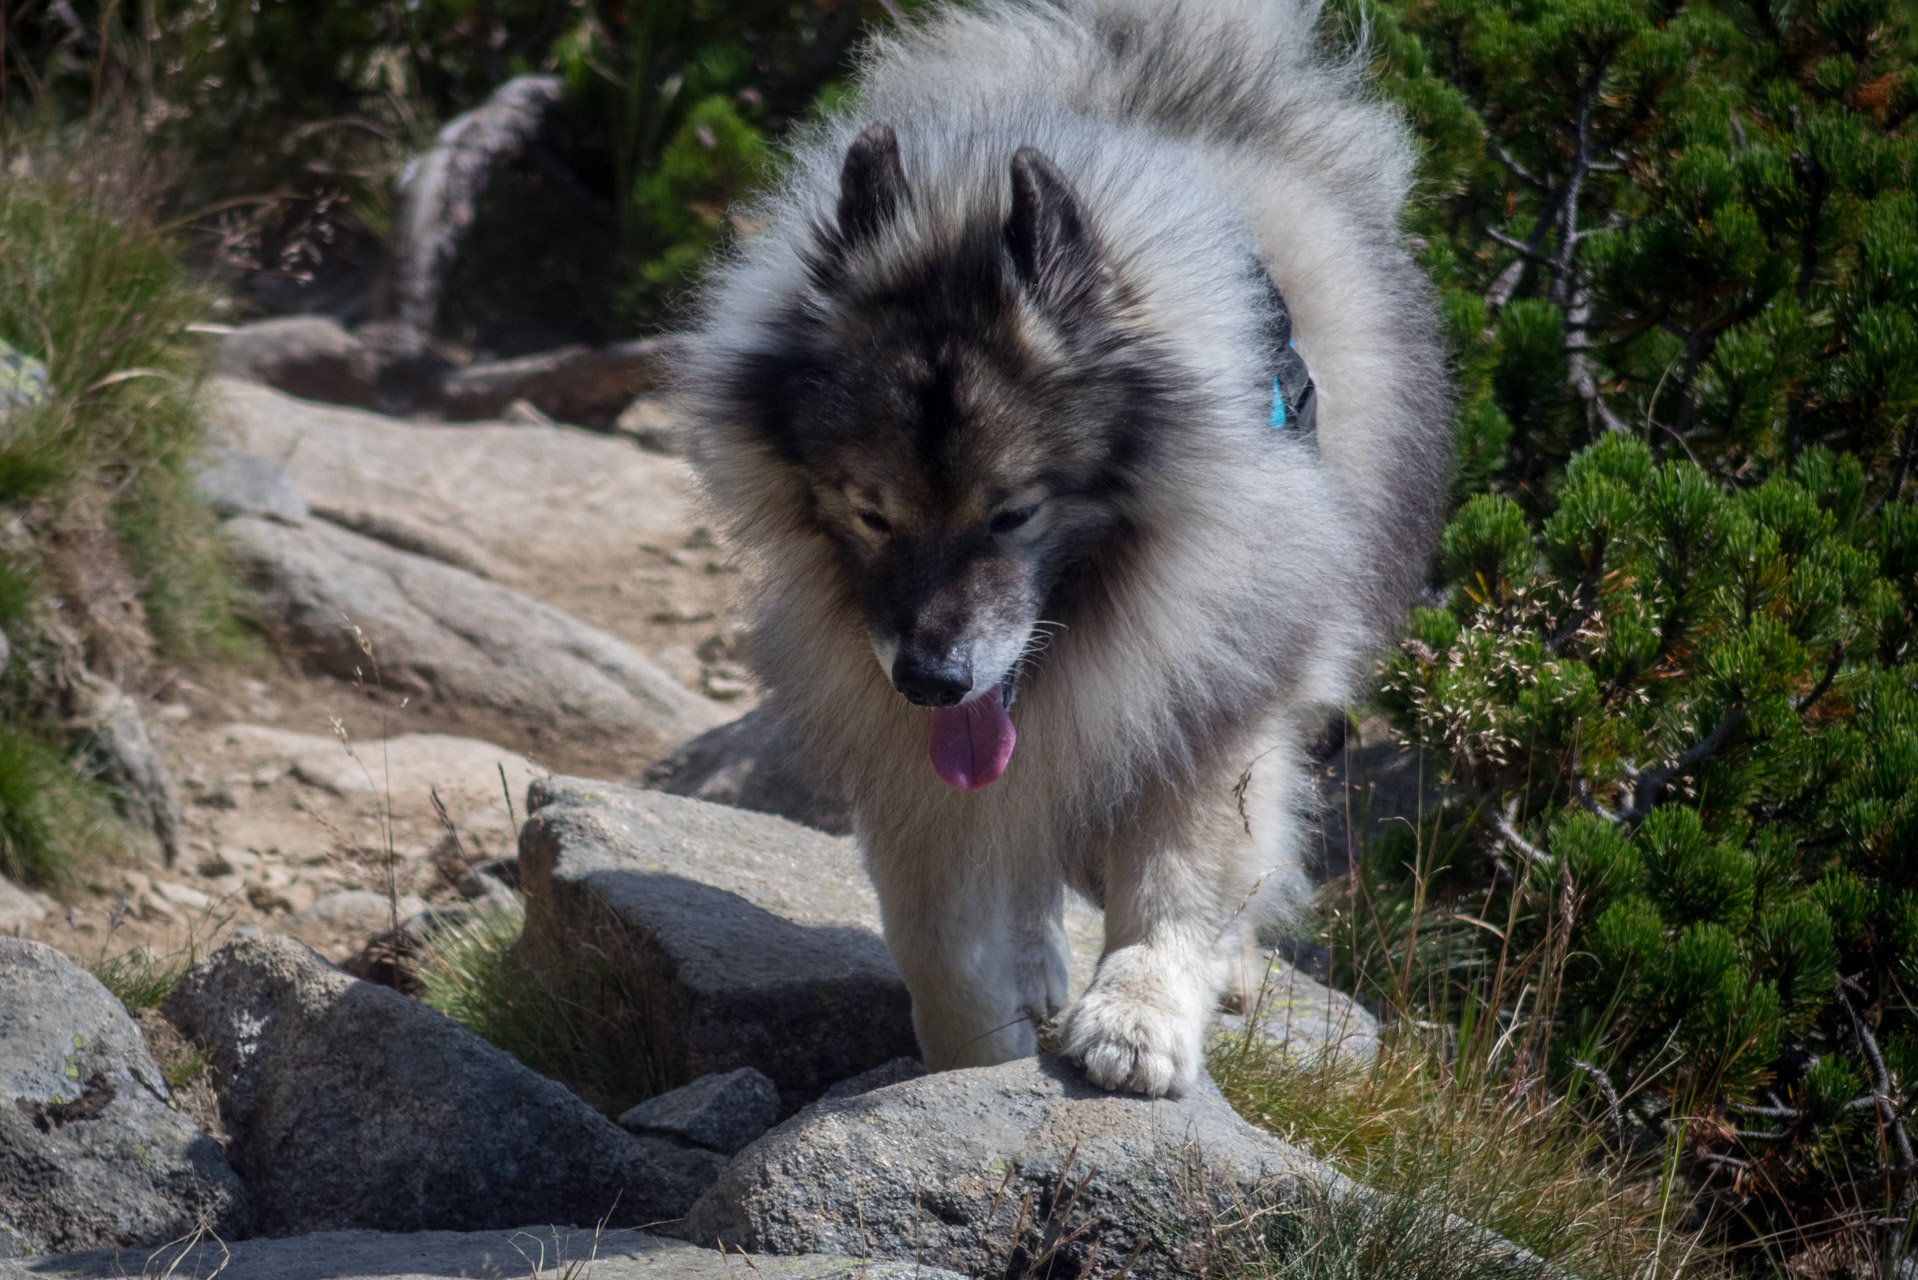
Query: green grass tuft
89,943,197,1011
160,1042,211,1090
415,903,665,1115
0,722,121,891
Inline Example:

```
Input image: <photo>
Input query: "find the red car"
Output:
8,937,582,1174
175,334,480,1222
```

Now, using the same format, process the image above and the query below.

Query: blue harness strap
1255,262,1318,440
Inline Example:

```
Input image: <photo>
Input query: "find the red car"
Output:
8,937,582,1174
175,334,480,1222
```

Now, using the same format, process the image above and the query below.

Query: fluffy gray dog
677,0,1450,1096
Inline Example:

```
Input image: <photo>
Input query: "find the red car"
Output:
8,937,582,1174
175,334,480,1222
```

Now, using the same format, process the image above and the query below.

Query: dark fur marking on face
718,137,1228,695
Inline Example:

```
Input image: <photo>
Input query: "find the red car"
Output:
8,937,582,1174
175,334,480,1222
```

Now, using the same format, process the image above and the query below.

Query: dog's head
738,125,1171,717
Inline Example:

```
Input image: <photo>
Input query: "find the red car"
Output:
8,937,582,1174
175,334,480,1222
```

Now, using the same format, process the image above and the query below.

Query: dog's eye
990,507,1035,534
856,510,893,535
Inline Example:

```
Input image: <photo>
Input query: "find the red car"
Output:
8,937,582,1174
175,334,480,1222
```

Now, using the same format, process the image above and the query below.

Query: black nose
892,654,972,707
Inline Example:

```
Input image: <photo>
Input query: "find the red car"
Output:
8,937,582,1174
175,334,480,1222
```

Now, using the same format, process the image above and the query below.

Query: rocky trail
2,330,1412,1279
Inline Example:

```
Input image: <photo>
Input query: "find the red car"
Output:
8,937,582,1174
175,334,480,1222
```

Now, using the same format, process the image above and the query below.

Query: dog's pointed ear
1005,148,1100,305
837,124,910,247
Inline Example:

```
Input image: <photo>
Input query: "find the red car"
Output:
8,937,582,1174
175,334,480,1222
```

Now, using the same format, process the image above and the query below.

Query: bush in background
0,1,900,342
1333,0,1917,1270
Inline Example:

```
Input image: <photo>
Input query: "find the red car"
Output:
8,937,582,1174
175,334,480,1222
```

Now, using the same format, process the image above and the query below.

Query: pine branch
1835,981,1917,1224
1796,643,1845,718
1485,800,1552,866
1485,136,1548,189
1484,224,1554,265
1610,704,1748,823
1867,413,1917,516
1484,256,1527,308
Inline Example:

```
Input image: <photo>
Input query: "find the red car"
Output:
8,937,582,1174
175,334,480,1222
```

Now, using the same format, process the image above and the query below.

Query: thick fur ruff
676,0,1451,1095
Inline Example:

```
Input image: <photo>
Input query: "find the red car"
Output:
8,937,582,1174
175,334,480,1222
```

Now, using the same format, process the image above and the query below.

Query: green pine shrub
1334,0,1918,1269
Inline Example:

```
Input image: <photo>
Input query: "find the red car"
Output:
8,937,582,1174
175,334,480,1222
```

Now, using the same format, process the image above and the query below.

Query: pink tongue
928,686,1017,789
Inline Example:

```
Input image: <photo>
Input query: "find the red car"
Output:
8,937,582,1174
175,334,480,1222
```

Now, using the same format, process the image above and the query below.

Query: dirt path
25,385,757,973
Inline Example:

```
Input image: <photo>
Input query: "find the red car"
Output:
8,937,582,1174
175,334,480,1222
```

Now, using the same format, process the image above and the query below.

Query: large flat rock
0,941,248,1254
685,1054,1336,1280
4,1226,962,1280
518,779,917,1108
205,377,694,590
215,724,540,813
227,513,725,751
162,935,724,1237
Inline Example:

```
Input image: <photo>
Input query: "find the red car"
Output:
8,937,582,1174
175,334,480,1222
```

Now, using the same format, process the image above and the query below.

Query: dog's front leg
866,833,1070,1070
1062,812,1241,1097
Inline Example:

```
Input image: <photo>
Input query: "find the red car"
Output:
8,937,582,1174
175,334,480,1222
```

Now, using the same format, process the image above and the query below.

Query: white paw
1061,981,1201,1097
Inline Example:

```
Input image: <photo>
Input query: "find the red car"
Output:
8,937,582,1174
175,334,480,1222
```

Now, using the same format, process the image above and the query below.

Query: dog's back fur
677,0,1450,1094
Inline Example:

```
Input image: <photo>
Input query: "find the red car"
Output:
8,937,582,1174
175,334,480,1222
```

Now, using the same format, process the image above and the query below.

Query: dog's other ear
837,124,910,247
1005,148,1100,307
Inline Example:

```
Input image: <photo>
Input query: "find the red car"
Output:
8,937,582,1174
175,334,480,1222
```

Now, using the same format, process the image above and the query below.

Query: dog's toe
1061,986,1197,1097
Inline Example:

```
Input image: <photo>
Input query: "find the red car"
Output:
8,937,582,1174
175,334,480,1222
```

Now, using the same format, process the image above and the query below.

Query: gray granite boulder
196,451,308,523
439,337,678,429
684,1054,1337,1280
72,677,183,866
519,778,917,1109
1307,729,1446,881
642,706,853,835
214,316,374,407
0,940,249,1255
226,514,726,752
4,1225,963,1280
618,1068,780,1155
0,876,49,932
1221,953,1381,1063
162,935,724,1236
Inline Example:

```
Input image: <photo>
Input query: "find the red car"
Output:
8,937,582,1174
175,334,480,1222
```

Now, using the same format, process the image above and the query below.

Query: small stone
454,869,515,906
151,882,212,912
279,890,426,949
500,397,554,425
641,706,853,836
214,315,373,406
617,1068,780,1155
614,393,682,453
699,671,753,701
135,892,176,923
